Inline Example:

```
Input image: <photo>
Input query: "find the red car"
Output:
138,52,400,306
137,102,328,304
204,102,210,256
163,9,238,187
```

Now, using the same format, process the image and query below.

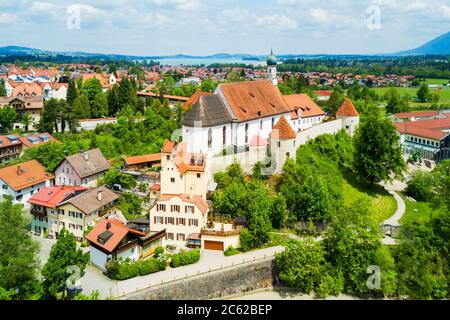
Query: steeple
266,48,278,86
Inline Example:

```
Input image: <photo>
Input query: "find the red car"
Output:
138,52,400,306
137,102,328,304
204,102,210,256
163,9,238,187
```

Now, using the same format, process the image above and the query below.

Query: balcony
30,208,47,218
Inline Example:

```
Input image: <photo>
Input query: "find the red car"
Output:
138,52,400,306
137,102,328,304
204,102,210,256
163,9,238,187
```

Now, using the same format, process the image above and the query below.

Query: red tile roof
182,89,213,109
0,134,22,148
0,160,54,191
219,80,291,122
283,93,326,118
85,218,145,254
270,116,297,140
28,185,87,208
394,122,449,141
158,194,209,215
161,140,176,153
123,153,161,166
336,98,359,117
150,183,161,191
394,111,439,119
19,132,59,148
315,90,332,97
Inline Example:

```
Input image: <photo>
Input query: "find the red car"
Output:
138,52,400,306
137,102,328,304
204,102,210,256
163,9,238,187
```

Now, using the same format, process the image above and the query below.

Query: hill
396,31,450,56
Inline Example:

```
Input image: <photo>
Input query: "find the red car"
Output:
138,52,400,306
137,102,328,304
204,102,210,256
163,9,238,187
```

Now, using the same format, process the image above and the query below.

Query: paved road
80,246,284,299
380,181,407,245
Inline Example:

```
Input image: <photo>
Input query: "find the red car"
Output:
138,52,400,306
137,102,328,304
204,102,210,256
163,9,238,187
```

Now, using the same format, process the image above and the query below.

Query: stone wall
120,258,279,300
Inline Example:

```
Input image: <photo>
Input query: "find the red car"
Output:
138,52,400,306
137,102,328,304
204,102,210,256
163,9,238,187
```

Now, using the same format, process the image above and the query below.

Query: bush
170,249,200,268
406,171,434,202
136,258,166,276
224,246,240,256
154,246,164,258
105,257,166,280
239,230,254,252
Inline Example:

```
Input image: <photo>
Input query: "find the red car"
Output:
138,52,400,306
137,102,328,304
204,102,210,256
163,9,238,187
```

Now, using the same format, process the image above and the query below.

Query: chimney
106,221,111,230
97,189,103,202
17,165,22,176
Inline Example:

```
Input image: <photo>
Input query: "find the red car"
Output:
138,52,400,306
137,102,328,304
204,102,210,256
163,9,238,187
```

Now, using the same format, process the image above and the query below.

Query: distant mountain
395,31,450,56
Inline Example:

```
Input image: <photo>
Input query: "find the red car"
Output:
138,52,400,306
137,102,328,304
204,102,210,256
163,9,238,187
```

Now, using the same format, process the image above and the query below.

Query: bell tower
266,48,278,86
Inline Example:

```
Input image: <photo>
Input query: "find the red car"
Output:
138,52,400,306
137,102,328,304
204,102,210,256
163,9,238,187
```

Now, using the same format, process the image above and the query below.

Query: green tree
66,79,78,107
327,85,345,115
38,99,59,133
276,239,330,293
101,168,137,189
0,106,18,132
325,198,382,294
0,79,6,97
353,108,405,185
200,78,217,92
22,113,31,132
297,175,335,222
431,160,450,211
107,84,120,116
270,195,287,229
91,92,108,118
417,83,431,103
41,229,89,299
0,198,40,299
80,78,103,105
72,95,91,119
118,77,136,111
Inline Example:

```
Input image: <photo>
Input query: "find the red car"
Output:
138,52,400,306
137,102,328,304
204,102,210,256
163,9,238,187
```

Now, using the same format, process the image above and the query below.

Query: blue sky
0,0,449,56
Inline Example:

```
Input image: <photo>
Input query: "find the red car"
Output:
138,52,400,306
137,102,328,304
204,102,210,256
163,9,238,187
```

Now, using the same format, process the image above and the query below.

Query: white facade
89,245,112,272
0,179,51,208
149,196,208,247
54,159,103,187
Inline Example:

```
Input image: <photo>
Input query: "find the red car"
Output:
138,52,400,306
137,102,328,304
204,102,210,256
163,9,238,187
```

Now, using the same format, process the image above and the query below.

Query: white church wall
296,119,344,146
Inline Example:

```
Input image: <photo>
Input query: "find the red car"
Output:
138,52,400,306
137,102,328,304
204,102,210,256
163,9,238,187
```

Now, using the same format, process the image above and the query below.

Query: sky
0,0,449,56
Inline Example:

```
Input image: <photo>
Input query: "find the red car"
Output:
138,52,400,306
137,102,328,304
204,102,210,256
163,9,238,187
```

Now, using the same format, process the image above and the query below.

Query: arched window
245,123,249,144
208,128,212,149
222,126,226,146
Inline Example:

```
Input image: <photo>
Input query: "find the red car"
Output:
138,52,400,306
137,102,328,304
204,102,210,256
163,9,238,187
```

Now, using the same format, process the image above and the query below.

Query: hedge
105,257,166,280
170,249,201,268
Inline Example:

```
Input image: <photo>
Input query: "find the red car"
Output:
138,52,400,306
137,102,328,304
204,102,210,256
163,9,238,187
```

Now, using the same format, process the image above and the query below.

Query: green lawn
399,194,439,225
371,83,450,106
342,173,397,224
422,78,450,86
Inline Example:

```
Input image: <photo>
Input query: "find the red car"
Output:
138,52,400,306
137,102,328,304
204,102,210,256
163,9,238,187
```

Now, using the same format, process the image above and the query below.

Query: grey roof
64,148,111,178
66,186,119,214
182,94,232,127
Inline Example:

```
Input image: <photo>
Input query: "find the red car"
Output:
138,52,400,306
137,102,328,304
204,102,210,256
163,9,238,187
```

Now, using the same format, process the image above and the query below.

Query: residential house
0,134,22,165
0,96,44,131
85,218,165,271
40,82,68,100
44,186,120,242
55,148,111,187
149,193,209,247
0,160,54,206
28,185,87,238
19,132,59,152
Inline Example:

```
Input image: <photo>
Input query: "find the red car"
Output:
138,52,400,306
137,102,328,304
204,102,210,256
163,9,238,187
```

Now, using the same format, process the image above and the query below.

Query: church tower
266,48,278,86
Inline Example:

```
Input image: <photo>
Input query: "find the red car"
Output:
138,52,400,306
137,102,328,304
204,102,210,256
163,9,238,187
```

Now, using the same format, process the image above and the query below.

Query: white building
54,148,111,188
0,160,54,207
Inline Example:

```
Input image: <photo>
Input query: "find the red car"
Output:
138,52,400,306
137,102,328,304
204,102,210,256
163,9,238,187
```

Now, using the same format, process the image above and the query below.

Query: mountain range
0,31,449,61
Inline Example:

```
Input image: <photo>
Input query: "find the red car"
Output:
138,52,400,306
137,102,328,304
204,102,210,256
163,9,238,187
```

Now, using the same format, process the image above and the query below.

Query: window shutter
154,216,156,224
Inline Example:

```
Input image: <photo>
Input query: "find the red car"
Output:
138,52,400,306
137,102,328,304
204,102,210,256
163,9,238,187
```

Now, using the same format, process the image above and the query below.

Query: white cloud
309,8,334,24
148,0,201,10
256,15,298,30
441,5,450,19
0,12,22,24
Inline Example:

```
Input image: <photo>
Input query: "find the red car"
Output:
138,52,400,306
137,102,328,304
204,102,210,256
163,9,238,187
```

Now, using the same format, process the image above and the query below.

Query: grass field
342,172,397,224
370,78,450,107
399,194,440,225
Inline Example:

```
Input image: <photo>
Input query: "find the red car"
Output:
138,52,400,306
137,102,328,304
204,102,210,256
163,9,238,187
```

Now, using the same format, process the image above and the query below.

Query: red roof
19,132,59,148
283,93,326,118
158,194,209,215
270,116,297,140
336,98,359,117
28,185,87,208
394,111,439,119
182,89,213,109
394,116,450,141
150,183,161,191
123,153,161,166
85,218,145,253
249,135,268,147
315,90,332,97
161,140,176,153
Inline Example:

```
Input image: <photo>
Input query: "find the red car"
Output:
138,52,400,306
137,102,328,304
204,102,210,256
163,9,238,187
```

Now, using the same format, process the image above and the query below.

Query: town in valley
0,0,449,304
